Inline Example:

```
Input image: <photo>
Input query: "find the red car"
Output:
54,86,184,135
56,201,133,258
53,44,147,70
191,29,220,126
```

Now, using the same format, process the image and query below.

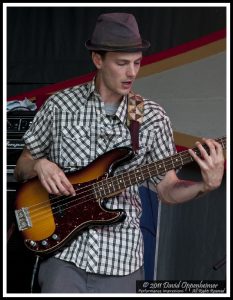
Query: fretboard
94,136,226,198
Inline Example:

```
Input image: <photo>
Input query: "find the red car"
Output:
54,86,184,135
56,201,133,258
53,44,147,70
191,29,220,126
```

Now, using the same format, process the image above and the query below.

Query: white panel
134,52,226,138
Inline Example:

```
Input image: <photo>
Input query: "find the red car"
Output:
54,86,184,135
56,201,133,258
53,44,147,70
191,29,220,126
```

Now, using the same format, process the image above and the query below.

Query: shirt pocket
60,125,91,168
97,124,131,154
139,129,155,150
135,129,156,163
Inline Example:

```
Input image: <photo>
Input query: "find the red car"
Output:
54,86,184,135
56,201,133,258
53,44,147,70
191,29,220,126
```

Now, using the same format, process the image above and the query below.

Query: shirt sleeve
23,99,54,159
146,105,177,186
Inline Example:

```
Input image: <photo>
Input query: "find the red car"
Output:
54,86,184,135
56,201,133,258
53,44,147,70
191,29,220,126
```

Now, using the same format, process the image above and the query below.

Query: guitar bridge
15,207,32,231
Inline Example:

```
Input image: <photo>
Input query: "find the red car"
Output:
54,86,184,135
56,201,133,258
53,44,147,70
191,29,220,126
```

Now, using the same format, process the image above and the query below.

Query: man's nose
126,64,136,77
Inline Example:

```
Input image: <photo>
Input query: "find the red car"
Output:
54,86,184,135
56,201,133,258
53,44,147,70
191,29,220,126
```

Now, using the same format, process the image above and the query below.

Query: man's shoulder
54,82,90,100
47,82,91,109
139,97,167,117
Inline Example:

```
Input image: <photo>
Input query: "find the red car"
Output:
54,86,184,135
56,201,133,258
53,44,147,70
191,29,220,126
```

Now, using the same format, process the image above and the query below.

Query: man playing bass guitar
14,13,225,293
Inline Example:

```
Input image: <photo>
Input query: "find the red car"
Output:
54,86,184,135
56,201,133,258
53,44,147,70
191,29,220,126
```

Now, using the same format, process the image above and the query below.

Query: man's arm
14,147,76,196
14,147,38,181
156,138,225,204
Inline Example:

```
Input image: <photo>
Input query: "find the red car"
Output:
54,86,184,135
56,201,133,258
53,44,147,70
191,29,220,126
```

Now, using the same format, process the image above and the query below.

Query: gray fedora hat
85,13,150,51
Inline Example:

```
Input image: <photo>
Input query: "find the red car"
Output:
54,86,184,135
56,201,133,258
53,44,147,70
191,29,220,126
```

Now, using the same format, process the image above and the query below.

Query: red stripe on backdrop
7,28,226,109
141,28,226,66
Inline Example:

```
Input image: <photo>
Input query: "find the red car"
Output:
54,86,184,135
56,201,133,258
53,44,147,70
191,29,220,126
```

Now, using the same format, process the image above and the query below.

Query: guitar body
14,147,134,255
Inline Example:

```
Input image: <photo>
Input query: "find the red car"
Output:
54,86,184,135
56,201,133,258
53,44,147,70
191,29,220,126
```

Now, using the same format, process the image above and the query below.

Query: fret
173,154,182,168
146,164,152,178
156,162,164,173
184,152,193,163
154,162,159,176
170,156,175,169
120,174,127,188
143,165,151,180
179,152,184,165
136,168,146,183
98,181,106,197
115,174,125,190
132,169,141,184
162,160,167,172
104,178,112,195
93,182,102,199
163,157,175,172
107,179,114,194
138,167,146,183
135,169,141,183
93,183,99,199
147,162,157,178
128,170,135,185
126,172,132,186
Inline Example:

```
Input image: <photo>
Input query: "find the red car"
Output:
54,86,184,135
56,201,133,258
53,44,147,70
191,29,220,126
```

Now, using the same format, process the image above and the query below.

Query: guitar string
27,148,193,217
23,138,226,227
24,143,197,213
24,136,226,213
23,156,201,228
24,153,192,227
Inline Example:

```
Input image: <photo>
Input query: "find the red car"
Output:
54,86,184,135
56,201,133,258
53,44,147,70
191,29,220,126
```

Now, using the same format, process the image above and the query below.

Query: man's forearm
14,147,39,182
14,157,38,182
158,179,207,205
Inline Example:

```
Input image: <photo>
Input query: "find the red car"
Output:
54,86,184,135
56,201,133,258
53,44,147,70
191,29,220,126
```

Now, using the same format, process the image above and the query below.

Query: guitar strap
127,91,144,152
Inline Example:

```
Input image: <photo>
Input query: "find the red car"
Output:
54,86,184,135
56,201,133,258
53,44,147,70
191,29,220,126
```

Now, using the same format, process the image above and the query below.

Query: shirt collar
86,77,96,98
85,77,128,125
115,95,128,125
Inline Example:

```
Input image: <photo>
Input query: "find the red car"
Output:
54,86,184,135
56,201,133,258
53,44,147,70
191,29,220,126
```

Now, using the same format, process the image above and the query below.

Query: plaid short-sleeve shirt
23,79,176,276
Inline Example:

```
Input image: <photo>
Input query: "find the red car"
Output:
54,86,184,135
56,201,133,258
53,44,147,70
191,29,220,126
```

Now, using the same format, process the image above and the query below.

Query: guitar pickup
15,207,32,231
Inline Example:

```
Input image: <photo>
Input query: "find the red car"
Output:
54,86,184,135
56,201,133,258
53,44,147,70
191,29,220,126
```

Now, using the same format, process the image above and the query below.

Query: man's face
94,51,142,98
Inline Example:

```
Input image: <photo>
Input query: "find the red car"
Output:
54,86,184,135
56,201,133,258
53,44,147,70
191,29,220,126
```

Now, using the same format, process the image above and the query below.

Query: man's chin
118,88,131,96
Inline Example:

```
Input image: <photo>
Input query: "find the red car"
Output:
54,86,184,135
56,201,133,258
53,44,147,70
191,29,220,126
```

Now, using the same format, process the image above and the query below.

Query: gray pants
38,257,144,293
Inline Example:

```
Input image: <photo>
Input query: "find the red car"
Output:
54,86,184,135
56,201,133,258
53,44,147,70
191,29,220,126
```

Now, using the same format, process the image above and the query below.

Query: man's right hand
14,147,76,196
34,158,76,196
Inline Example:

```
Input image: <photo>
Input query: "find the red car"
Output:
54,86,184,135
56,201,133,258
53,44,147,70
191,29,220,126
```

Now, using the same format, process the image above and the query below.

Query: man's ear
92,52,102,70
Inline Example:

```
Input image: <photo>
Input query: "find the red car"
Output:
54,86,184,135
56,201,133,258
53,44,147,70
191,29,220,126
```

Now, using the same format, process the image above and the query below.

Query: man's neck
95,76,123,105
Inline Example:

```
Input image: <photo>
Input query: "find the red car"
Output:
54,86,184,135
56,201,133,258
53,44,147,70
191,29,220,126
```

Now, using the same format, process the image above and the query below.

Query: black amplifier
7,110,37,182
7,110,39,293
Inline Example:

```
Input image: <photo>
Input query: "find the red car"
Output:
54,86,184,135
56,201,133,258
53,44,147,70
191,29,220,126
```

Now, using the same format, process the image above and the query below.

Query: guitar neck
94,137,226,198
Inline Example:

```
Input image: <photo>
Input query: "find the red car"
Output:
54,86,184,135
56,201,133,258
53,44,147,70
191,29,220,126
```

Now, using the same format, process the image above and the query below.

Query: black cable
30,255,40,293
213,255,226,271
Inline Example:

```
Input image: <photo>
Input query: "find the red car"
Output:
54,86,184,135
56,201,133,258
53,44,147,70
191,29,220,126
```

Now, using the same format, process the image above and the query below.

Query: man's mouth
122,81,132,88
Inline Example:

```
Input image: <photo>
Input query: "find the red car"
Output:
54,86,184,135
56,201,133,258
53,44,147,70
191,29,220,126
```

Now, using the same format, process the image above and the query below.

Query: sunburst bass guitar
14,137,226,256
